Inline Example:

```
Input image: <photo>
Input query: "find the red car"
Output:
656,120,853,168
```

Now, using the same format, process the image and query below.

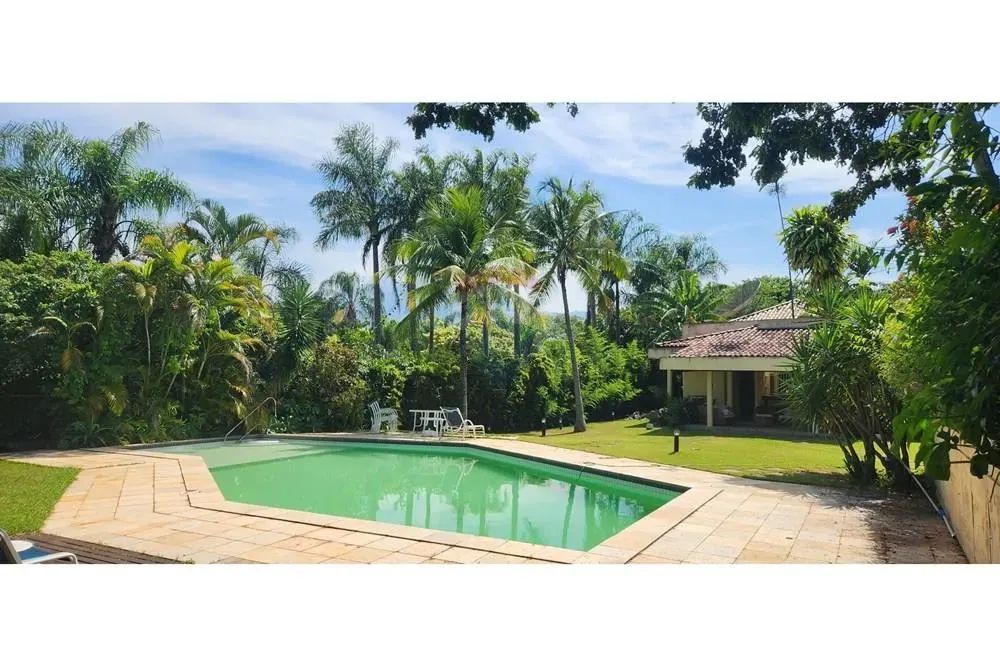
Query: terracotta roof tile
730,300,808,321
654,326,806,358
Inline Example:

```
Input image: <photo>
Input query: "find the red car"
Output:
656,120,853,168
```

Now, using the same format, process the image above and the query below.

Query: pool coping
116,433,721,563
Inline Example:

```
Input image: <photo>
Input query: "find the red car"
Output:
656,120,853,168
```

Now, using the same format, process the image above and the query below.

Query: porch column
726,371,733,408
706,371,714,428
666,369,673,399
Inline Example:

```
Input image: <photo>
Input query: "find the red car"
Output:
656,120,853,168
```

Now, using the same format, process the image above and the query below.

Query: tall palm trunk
560,274,586,432
459,291,469,418
614,280,621,343
371,238,382,345
481,293,489,357
428,306,435,351
585,292,596,327
513,285,522,357
93,209,119,263
407,275,418,352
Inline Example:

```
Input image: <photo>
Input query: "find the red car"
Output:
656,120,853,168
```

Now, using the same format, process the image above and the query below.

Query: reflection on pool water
151,439,682,551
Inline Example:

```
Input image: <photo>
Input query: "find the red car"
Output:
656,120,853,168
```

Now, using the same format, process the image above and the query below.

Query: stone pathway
4,435,966,564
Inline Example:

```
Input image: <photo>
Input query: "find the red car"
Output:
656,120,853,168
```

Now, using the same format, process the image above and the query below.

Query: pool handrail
224,396,277,443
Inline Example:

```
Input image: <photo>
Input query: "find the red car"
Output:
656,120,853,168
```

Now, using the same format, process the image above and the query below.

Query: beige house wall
681,370,726,404
936,449,1000,563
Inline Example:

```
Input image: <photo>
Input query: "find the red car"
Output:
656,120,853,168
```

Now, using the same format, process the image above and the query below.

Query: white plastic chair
439,407,485,438
368,401,399,433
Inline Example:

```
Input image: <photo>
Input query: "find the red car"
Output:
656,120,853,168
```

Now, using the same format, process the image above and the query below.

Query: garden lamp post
673,429,680,453
541,417,547,437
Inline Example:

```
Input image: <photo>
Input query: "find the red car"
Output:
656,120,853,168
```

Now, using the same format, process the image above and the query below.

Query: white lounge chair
1,529,78,565
368,401,399,433
440,407,485,438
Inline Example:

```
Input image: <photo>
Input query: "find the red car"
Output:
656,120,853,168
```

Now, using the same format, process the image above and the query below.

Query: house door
734,371,755,419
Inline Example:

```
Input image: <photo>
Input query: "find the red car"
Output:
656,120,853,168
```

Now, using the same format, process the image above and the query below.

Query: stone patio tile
156,530,206,546
168,519,227,536
735,549,787,563
588,545,635,559
373,552,429,564
642,542,694,561
454,534,509,550
629,554,681,564
787,546,837,563
793,538,840,552
127,525,177,540
187,535,233,552
339,547,394,563
219,526,268,541
241,546,328,564
272,536,326,552
529,545,581,563
497,541,540,558
338,532,383,546
240,531,290,546
305,542,359,559
572,553,624,564
399,541,450,558
210,540,261,558
683,553,736,564
692,537,747,558
101,535,147,551
366,536,417,552
305,527,354,542
435,546,487,563
476,553,530,564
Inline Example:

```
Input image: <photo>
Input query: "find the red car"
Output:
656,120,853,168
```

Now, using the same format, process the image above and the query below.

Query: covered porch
658,357,791,428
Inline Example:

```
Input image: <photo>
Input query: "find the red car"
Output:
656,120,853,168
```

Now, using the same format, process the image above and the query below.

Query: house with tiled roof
646,300,816,428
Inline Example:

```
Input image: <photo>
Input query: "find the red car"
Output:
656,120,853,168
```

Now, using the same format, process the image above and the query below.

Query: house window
762,372,785,396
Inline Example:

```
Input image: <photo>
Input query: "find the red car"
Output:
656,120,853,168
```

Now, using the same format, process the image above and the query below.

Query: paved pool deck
5,433,966,564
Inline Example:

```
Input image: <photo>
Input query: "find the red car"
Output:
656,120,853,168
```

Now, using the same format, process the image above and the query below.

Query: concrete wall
936,449,1000,563
682,370,727,404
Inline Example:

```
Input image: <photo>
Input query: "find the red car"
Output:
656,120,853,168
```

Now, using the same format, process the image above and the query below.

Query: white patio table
409,409,444,432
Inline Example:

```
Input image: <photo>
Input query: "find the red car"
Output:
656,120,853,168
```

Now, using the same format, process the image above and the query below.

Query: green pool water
152,439,681,550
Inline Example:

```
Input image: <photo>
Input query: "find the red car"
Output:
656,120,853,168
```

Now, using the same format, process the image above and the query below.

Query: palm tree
453,149,532,357
73,122,191,262
635,271,726,342
0,121,80,260
529,178,624,433
630,234,725,294
394,186,534,418
317,270,375,326
387,148,458,351
779,205,852,289
272,278,326,389
312,124,399,345
180,198,280,259
601,210,656,342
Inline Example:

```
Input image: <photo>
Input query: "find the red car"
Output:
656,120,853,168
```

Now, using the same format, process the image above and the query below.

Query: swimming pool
151,438,682,551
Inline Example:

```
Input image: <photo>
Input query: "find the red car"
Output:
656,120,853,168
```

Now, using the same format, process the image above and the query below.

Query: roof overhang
648,350,793,372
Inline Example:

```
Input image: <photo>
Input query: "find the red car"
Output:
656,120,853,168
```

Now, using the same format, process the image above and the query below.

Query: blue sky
0,103,905,312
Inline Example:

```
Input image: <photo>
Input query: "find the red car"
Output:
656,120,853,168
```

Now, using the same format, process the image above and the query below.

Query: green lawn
506,419,851,487
0,459,79,535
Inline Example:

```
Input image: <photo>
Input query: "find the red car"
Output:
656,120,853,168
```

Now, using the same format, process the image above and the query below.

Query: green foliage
684,102,1000,481
779,205,852,288
406,103,578,141
0,121,192,263
784,284,907,488
0,245,272,447
277,335,368,432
